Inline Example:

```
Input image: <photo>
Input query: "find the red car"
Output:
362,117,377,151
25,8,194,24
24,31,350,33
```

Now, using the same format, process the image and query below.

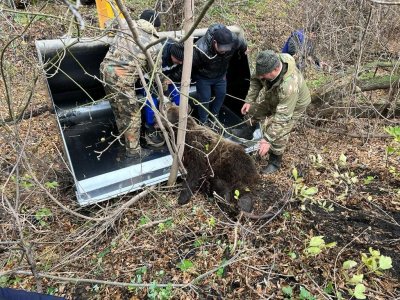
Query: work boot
262,153,282,174
229,125,256,140
125,147,153,160
145,125,165,148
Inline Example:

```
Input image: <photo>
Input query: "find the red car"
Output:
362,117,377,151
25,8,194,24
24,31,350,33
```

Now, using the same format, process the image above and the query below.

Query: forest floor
0,1,399,299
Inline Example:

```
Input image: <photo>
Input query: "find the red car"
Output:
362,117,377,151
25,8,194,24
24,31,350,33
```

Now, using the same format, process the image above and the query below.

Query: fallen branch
4,270,186,288
29,167,152,222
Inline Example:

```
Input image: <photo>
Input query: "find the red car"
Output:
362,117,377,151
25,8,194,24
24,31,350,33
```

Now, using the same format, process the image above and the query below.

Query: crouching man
239,50,311,174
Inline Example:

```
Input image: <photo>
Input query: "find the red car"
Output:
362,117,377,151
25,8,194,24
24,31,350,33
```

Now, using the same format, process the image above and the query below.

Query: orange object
95,0,123,29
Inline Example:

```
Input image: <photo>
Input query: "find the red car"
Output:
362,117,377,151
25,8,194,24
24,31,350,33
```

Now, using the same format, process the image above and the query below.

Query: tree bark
311,67,400,103
167,0,194,185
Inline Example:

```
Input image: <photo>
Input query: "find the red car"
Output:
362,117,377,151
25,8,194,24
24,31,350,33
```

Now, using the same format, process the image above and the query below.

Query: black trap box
35,27,258,206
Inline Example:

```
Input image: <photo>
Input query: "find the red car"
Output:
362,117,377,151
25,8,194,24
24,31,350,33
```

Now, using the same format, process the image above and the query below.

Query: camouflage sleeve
264,76,298,142
245,75,263,103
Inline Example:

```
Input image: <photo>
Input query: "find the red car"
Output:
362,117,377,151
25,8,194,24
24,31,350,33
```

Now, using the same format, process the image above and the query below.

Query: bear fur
165,106,259,212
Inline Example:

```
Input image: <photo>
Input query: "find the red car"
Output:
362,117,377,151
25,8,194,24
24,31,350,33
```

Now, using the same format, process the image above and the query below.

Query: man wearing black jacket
161,40,184,84
192,24,247,125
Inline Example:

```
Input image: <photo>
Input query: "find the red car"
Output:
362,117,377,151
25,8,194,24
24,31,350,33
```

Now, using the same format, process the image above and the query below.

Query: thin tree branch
5,270,186,288
369,0,400,4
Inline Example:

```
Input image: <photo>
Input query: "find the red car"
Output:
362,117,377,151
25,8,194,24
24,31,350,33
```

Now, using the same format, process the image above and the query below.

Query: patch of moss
307,74,331,90
358,71,376,80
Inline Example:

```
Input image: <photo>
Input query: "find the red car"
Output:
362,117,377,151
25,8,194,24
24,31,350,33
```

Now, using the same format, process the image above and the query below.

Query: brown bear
165,106,260,212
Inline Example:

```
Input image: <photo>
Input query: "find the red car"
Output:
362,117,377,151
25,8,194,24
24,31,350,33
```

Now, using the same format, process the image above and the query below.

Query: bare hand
258,139,270,157
241,103,251,115
319,61,329,67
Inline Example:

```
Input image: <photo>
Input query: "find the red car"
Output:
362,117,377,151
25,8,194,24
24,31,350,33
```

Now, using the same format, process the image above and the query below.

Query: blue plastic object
0,288,65,300
168,84,180,105
144,95,159,126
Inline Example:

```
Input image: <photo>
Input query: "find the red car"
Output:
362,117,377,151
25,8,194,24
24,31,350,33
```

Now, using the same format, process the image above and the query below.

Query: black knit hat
140,9,161,28
170,43,184,62
213,26,234,52
255,50,280,76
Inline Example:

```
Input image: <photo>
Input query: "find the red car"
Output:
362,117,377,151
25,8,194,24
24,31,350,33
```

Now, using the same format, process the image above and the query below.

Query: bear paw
178,191,192,205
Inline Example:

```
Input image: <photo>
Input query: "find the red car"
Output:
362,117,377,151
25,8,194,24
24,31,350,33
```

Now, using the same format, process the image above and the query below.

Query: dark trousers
195,76,227,123
0,288,65,300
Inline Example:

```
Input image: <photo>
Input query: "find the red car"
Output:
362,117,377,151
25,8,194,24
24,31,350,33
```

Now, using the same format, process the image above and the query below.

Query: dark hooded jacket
162,38,183,83
192,24,247,80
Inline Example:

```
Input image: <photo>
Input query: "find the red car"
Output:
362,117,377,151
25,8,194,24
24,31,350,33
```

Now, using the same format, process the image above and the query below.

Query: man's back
104,19,161,71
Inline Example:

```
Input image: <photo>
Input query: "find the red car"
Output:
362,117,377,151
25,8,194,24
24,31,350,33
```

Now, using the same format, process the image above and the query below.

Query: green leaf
325,242,337,248
14,13,30,25
282,286,293,297
139,216,150,226
136,266,147,275
0,276,9,287
324,282,334,295
303,186,318,196
363,176,374,185
336,291,344,300
386,146,395,154
208,217,216,228
353,283,366,299
379,255,392,270
339,153,347,165
234,189,240,200
97,247,111,259
369,247,380,257
385,126,400,138
342,260,358,270
367,257,378,271
288,251,297,259
283,211,291,219
45,181,59,189
292,167,298,180
299,286,316,300
216,258,227,278
35,208,52,226
306,246,321,256
348,274,364,284
177,259,194,272
22,181,34,188
46,287,57,295
309,236,325,247
216,266,224,277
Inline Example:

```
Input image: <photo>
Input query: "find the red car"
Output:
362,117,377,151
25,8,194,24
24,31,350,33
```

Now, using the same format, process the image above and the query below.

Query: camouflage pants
248,101,307,155
100,61,142,152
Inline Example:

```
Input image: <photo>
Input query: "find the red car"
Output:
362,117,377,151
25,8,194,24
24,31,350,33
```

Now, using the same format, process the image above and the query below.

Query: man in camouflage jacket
100,11,163,158
240,50,311,174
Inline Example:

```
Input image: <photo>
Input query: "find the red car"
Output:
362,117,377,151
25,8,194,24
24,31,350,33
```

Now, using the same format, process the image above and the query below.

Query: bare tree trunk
167,0,194,185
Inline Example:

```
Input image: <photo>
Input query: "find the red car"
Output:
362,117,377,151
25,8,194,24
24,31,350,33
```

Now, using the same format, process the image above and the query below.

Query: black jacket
161,39,183,83
192,24,247,80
